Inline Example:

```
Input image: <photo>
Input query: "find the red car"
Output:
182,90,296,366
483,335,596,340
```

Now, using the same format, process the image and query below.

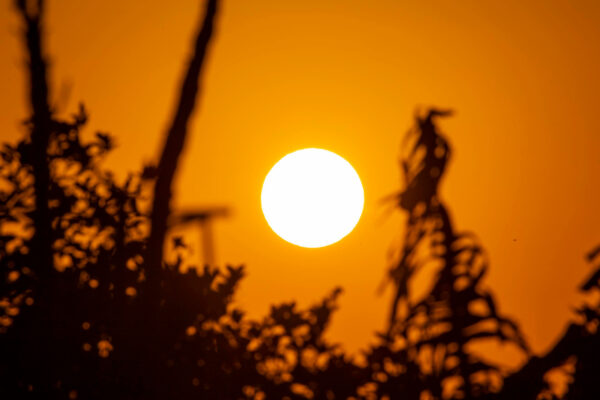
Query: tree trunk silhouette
17,0,52,279
15,0,59,390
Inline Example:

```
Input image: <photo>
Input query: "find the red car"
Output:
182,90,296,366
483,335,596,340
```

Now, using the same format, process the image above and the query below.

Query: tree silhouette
1,1,599,399
0,1,357,398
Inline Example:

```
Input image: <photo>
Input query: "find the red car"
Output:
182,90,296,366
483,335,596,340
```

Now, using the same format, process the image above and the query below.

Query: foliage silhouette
1,0,599,399
1,1,358,398
367,110,529,399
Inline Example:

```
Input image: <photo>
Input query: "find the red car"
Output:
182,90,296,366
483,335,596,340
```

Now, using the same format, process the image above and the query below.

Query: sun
261,148,364,248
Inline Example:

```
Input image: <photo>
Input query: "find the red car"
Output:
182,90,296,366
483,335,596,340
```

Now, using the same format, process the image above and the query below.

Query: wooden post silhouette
169,207,230,266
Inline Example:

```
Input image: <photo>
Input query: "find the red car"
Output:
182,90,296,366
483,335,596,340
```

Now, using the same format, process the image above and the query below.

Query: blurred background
0,0,598,360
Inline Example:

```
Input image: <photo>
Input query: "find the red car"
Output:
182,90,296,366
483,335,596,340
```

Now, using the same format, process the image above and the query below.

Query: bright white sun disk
261,148,364,248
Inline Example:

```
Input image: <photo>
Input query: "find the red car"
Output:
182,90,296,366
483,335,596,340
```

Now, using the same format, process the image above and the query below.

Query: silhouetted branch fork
147,0,218,275
16,0,53,278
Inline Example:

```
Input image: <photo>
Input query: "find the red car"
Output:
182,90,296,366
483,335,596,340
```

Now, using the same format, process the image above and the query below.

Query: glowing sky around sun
0,0,599,360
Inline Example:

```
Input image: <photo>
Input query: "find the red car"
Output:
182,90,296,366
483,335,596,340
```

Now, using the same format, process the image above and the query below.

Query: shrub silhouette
1,1,599,399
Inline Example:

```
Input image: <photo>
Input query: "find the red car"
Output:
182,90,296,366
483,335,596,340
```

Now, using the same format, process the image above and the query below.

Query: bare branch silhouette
147,0,218,276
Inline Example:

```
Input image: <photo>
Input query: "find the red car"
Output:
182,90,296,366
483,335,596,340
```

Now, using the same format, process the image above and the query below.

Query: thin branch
146,0,219,274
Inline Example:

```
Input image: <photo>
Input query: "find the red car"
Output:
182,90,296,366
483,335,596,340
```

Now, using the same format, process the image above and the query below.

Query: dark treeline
1,0,599,399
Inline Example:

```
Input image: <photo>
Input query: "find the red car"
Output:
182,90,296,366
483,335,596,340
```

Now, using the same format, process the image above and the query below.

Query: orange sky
1,0,599,360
